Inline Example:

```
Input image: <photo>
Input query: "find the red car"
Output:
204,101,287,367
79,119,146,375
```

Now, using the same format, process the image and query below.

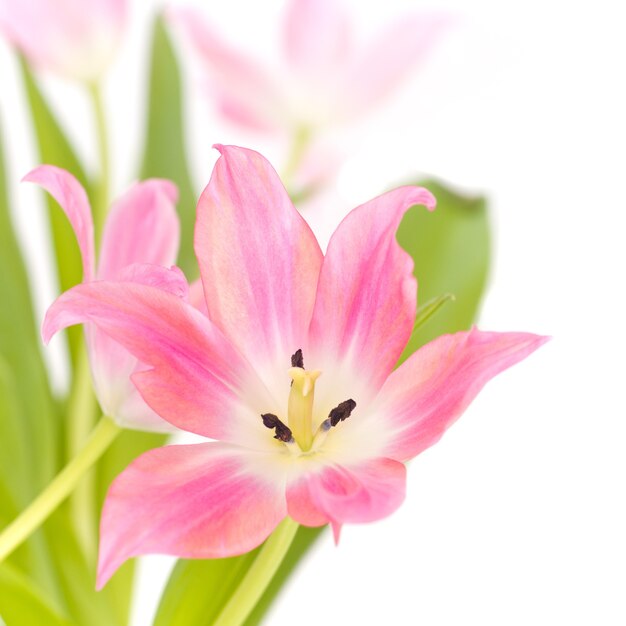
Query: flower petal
309,186,435,393
339,13,450,120
43,281,275,446
86,265,189,432
97,442,287,589
283,0,350,76
97,179,179,280
195,145,323,393
287,457,406,528
0,0,125,81
23,165,95,281
169,9,284,132
376,329,550,462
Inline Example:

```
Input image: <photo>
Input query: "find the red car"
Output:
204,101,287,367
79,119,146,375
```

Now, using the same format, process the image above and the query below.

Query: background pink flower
27,165,184,431
0,0,126,81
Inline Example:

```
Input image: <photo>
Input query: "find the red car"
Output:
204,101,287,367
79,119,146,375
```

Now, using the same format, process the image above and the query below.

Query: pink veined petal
282,0,351,76
376,329,550,462
98,179,179,280
86,265,189,432
23,165,95,281
308,186,436,393
188,278,208,316
116,263,188,299
195,145,323,390
339,13,450,120
43,280,274,446
97,442,287,589
169,9,284,132
287,458,406,531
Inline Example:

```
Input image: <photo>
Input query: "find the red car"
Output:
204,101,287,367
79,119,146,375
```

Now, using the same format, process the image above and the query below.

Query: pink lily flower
171,0,448,136
0,0,126,81
27,165,184,431
43,146,547,588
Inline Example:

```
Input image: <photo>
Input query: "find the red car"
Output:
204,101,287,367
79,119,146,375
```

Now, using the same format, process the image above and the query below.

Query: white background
1,0,625,624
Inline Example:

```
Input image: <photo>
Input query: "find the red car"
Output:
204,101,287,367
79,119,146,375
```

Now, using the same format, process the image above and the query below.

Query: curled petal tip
412,186,437,212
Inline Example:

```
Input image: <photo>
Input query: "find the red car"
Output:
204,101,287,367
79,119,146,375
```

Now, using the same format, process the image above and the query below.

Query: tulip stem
88,80,110,242
212,517,299,626
66,340,98,560
0,416,120,564
282,125,311,193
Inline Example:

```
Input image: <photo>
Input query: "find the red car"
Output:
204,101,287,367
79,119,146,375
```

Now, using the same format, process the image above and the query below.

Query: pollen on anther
261,413,293,443
328,399,357,427
291,348,304,369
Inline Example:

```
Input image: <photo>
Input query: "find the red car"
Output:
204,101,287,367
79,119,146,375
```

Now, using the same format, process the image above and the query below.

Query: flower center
261,349,356,452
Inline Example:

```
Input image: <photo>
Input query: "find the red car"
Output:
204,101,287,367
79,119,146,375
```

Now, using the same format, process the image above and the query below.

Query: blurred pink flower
43,146,546,587
171,0,448,162
0,0,126,81
27,165,184,431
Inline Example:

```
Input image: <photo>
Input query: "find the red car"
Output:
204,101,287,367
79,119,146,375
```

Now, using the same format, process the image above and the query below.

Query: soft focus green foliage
19,59,91,367
398,179,489,363
0,563,73,626
153,181,490,625
141,16,197,279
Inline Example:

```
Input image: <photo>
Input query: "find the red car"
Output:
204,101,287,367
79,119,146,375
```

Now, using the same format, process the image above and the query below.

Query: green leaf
42,511,121,626
140,15,197,278
0,121,62,595
413,292,456,333
19,58,91,366
397,178,490,362
0,563,74,626
154,548,260,626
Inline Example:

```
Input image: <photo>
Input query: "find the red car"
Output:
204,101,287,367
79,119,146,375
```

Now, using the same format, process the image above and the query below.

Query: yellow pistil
287,366,321,451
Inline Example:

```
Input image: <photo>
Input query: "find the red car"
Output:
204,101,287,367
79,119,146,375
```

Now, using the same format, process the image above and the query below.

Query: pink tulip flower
43,146,547,588
0,0,126,81
27,165,184,431
171,0,448,135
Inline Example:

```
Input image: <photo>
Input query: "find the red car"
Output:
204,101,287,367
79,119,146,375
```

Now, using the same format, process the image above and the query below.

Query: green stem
88,81,110,242
0,417,120,564
66,340,98,559
281,126,312,193
212,518,299,626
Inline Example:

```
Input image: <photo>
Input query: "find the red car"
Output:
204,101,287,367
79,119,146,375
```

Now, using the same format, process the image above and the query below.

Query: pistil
287,366,321,450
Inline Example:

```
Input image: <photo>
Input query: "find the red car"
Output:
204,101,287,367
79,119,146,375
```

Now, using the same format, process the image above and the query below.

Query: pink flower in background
43,146,547,588
27,165,184,431
0,0,126,81
171,0,448,181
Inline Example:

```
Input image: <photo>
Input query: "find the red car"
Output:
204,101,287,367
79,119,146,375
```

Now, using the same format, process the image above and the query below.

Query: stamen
261,413,293,443
291,349,304,369
328,399,356,427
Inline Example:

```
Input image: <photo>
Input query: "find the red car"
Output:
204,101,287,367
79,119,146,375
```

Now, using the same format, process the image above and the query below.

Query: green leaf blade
140,16,197,279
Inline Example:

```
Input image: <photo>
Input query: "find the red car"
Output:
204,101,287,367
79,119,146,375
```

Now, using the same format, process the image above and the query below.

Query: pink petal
195,145,323,388
169,9,284,132
86,265,189,432
340,13,450,119
43,281,273,445
97,179,179,281
308,186,435,392
97,442,287,588
283,0,350,76
0,0,126,81
378,329,550,462
287,458,406,528
116,263,188,299
23,165,95,281
188,278,209,316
